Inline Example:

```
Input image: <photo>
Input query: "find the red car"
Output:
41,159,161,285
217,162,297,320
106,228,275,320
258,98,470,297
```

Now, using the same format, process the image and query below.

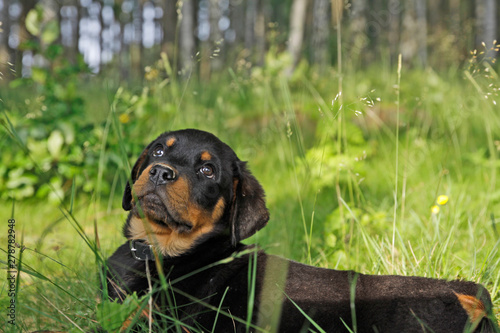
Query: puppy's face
122,129,269,257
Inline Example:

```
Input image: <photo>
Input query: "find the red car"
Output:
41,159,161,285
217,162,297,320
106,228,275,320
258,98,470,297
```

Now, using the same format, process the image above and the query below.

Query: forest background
1,0,500,331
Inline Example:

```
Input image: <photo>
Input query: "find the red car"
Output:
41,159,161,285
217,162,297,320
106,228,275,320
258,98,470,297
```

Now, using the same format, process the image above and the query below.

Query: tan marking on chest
128,175,226,257
128,215,204,257
128,212,221,257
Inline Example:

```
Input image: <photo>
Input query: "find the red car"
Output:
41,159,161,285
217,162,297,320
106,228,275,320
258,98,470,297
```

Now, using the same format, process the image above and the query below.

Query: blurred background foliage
1,0,499,204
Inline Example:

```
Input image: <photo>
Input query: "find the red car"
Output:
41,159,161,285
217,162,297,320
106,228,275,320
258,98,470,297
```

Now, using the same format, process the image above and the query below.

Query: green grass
1,61,500,331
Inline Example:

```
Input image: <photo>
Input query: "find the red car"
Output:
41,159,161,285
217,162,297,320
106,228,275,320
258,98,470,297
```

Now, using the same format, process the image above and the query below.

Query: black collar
129,240,155,261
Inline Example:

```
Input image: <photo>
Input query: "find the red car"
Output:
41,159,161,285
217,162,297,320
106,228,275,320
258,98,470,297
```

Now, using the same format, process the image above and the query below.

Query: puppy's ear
122,145,151,211
230,161,269,245
122,182,133,211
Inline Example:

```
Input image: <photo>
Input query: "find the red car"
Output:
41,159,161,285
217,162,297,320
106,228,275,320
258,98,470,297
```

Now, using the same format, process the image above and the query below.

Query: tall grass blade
281,289,326,333
392,53,402,273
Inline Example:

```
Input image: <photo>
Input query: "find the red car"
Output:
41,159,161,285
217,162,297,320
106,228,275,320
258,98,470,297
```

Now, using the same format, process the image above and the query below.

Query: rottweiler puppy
106,129,498,332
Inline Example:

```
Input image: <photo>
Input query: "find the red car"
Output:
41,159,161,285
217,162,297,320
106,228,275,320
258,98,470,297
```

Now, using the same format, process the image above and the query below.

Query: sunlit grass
1,61,500,330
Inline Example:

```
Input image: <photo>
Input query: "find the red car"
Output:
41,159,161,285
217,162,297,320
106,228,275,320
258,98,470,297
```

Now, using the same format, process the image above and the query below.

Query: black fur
106,129,498,332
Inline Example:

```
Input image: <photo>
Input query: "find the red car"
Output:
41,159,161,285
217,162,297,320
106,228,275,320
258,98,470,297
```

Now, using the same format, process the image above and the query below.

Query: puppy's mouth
135,192,193,233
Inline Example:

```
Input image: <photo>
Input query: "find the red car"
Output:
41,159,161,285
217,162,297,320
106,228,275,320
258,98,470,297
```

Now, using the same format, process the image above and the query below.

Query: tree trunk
415,0,427,67
120,22,130,80
311,0,329,69
448,0,460,36
0,0,12,79
255,0,266,66
161,0,178,66
348,0,366,65
133,1,143,79
179,0,195,75
476,0,497,58
56,1,63,46
64,0,79,65
97,1,104,72
16,0,37,77
76,0,82,64
400,0,425,67
287,0,308,74
245,0,257,60
231,0,245,47
387,0,402,66
209,0,223,71
331,0,343,75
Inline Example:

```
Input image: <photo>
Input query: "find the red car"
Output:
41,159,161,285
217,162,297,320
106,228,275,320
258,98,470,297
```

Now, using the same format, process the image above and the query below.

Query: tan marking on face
164,176,225,236
166,137,176,147
165,176,191,217
128,173,226,257
133,162,178,195
132,164,154,196
128,210,220,257
455,293,487,323
201,151,212,161
212,197,225,221
134,150,150,180
232,178,239,204
184,196,225,228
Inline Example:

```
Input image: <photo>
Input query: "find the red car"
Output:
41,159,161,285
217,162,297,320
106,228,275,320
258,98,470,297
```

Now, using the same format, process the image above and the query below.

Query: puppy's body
106,129,497,332
108,241,493,332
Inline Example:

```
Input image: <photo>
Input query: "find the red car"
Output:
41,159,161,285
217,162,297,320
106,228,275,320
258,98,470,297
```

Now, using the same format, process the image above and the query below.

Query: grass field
1,59,500,331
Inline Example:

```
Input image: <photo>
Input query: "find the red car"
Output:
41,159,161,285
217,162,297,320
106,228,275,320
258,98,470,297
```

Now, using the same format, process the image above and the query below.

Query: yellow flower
119,113,130,124
437,195,449,206
144,68,159,81
431,205,440,215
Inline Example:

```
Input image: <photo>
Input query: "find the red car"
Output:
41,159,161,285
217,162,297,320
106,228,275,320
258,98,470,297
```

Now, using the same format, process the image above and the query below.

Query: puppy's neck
123,213,230,258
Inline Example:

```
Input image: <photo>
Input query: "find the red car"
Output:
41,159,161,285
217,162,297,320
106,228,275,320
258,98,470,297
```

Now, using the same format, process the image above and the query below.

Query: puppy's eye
152,146,164,157
200,165,215,179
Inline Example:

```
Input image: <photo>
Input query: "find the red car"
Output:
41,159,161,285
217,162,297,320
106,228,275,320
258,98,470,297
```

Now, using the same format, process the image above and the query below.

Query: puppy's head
122,129,269,256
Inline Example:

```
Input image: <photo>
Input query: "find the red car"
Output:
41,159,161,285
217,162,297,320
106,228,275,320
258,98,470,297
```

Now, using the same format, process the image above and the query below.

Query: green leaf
46,44,63,60
31,67,47,84
19,39,40,52
97,292,146,332
8,78,28,89
58,122,75,145
47,177,64,203
9,186,35,200
25,7,43,37
41,20,60,45
47,130,64,158
6,175,37,188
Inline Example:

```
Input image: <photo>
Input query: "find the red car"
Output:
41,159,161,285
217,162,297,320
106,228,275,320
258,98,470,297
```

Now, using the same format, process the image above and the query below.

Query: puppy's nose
149,165,176,185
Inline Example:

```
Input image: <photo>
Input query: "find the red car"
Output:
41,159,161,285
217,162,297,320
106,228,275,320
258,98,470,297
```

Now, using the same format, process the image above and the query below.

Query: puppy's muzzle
149,164,176,185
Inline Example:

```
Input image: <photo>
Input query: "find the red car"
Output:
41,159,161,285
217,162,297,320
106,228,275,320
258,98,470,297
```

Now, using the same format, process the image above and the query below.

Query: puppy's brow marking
166,137,176,147
201,151,212,161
